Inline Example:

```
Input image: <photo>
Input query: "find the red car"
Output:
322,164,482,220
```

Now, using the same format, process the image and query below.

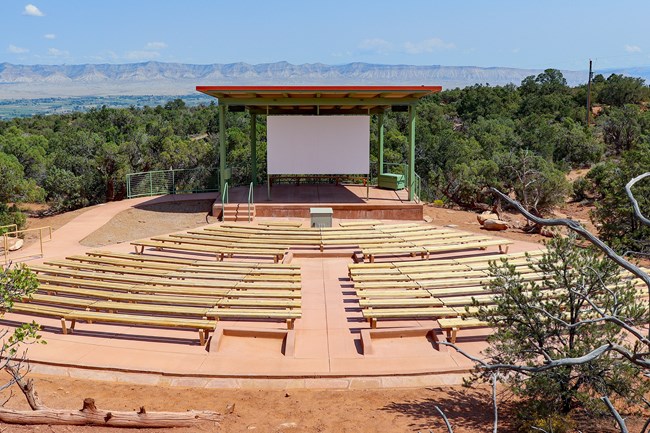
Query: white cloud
358,38,393,55
8,44,29,54
145,41,167,50
625,44,642,53
44,33,56,40
23,4,44,16
48,47,70,57
125,50,161,61
403,38,455,54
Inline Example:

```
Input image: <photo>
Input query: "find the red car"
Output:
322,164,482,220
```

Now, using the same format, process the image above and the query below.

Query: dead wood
2,365,221,427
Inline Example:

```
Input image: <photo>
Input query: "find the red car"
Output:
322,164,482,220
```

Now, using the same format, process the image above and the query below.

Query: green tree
495,149,570,216
588,144,650,254
0,264,44,383
473,235,648,418
598,74,647,107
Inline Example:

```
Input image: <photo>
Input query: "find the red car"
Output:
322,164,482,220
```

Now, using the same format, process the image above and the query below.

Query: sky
1,0,649,72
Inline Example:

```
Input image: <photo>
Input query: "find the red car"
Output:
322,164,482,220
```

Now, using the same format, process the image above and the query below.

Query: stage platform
214,184,424,220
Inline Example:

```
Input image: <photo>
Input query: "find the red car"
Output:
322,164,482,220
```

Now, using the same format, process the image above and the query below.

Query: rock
444,224,458,228
482,219,509,231
278,422,298,429
225,403,235,414
477,212,499,226
423,215,433,223
6,238,24,251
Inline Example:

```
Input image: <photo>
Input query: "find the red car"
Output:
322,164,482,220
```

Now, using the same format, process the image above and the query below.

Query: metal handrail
2,226,53,265
414,172,422,203
221,182,229,222
247,182,254,222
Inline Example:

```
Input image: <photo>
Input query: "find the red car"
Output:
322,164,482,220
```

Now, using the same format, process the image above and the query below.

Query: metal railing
2,226,53,264
413,172,422,203
221,182,229,222
126,168,219,198
247,182,254,222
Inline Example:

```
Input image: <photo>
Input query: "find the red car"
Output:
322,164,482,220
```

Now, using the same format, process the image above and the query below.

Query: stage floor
220,184,423,220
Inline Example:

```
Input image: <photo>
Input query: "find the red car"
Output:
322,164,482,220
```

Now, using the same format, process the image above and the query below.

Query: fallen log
3,365,222,428
0,398,222,427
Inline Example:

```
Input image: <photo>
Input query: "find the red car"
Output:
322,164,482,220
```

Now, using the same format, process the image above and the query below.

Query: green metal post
378,112,384,177
250,113,257,186
219,104,226,193
408,105,416,202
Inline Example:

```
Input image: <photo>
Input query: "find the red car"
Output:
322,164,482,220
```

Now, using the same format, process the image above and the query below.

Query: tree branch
490,187,650,330
601,396,629,433
625,173,650,228
434,406,454,433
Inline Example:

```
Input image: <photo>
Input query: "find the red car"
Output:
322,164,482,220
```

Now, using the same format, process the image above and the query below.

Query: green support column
408,105,416,202
219,104,226,193
250,113,257,186
378,112,384,177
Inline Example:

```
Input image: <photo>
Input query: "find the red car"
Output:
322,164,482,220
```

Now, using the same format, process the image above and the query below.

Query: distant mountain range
0,61,648,100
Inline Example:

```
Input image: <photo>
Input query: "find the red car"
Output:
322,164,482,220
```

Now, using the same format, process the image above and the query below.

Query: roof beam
217,97,420,106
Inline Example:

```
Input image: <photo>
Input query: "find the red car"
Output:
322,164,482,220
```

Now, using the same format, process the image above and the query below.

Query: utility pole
586,59,593,126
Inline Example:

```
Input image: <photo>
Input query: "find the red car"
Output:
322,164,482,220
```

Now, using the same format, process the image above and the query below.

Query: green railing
221,182,229,222
247,182,254,222
126,168,219,199
413,172,422,203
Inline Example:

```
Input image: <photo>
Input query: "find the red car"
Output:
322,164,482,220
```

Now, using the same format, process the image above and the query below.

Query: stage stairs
222,203,255,222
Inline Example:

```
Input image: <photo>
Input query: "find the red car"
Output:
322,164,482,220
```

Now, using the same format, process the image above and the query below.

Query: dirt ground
0,374,642,433
4,197,647,432
79,199,218,247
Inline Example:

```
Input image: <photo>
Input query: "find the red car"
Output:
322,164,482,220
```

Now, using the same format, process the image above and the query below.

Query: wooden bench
215,298,301,308
259,221,303,228
89,301,210,317
205,308,301,329
358,297,444,308
338,220,383,228
362,306,460,328
62,311,217,346
356,289,433,299
361,245,430,263
39,283,225,306
437,317,489,343
7,302,72,318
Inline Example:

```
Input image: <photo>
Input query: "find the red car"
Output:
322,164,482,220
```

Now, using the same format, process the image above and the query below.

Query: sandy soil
1,374,642,433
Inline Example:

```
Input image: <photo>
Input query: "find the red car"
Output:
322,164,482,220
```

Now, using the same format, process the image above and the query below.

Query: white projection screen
267,116,370,175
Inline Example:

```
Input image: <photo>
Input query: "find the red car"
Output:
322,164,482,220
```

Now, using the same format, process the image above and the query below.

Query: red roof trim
196,85,442,93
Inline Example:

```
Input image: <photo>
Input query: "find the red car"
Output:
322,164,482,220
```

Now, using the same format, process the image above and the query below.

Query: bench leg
499,245,509,254
450,327,458,344
370,318,377,329
61,318,67,335
287,319,294,330
199,329,206,346
274,255,279,264
69,319,76,333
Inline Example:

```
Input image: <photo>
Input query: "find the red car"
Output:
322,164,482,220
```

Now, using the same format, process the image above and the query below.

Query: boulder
483,219,509,231
477,212,499,226
4,237,24,251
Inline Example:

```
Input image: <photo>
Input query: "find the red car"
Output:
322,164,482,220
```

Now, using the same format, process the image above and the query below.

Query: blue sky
2,0,649,71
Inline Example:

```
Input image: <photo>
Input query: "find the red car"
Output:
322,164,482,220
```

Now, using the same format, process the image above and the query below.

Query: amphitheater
0,185,562,390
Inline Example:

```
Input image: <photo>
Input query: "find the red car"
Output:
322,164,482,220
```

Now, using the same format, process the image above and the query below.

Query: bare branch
490,187,650,322
434,406,454,433
625,173,650,228
601,396,629,433
491,373,498,433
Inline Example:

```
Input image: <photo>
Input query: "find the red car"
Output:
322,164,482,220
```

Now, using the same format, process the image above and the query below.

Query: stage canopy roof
195,85,442,115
